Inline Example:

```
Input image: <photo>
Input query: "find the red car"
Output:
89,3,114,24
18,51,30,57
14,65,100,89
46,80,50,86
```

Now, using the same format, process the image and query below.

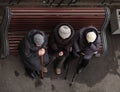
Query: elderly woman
73,26,101,73
19,29,49,78
49,23,75,75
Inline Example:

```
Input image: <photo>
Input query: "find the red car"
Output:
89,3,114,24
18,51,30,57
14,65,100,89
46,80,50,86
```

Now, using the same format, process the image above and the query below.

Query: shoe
77,67,84,74
25,68,37,78
43,67,48,73
56,68,61,75
36,71,40,76
30,71,37,78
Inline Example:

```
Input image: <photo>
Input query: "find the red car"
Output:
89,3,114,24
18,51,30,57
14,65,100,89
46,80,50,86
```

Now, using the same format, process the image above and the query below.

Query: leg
43,52,49,66
64,53,75,79
23,56,43,78
77,59,89,74
77,51,95,73
57,57,66,68
63,53,74,69
56,56,66,69
19,56,38,78
54,56,66,74
42,52,50,73
25,67,37,78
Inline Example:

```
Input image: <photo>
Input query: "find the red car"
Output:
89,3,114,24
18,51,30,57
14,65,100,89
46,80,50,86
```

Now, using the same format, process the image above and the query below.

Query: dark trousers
51,55,68,69
77,58,89,70
56,56,66,69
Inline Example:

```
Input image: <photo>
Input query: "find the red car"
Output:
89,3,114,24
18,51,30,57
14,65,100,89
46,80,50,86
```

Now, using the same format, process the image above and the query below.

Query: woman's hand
38,48,45,56
59,51,64,56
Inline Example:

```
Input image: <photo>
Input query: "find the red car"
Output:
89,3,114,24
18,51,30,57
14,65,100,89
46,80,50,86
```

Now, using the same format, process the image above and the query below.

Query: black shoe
25,68,37,78
77,67,84,74
63,62,68,70
35,71,40,76
76,65,84,74
30,72,37,78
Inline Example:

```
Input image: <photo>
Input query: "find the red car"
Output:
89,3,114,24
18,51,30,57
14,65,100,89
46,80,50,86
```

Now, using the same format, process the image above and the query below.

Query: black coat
49,24,75,56
19,29,48,70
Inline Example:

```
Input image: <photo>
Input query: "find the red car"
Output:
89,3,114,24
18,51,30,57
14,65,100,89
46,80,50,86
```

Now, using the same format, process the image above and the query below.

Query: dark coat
19,29,48,71
73,26,101,60
48,24,75,57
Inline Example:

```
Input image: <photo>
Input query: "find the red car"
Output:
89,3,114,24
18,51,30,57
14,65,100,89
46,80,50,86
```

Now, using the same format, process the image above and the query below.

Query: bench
0,7,110,58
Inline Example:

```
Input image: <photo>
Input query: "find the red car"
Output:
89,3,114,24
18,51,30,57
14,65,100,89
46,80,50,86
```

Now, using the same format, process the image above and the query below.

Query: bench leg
64,60,70,80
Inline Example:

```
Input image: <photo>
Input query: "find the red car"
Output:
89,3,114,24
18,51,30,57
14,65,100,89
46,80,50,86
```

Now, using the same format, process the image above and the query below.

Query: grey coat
73,26,101,60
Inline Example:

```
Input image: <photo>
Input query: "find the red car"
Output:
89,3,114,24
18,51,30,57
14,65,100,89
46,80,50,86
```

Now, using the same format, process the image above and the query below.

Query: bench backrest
0,7,110,58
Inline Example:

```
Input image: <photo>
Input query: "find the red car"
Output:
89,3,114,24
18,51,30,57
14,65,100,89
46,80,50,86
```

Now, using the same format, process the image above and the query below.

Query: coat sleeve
72,33,81,57
23,38,34,58
73,33,80,53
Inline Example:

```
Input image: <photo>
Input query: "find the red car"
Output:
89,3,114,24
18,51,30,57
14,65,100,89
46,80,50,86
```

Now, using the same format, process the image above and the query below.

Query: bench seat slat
11,16,105,19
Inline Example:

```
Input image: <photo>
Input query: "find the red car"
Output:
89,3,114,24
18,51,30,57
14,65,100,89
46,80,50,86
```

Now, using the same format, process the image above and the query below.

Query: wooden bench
0,7,110,58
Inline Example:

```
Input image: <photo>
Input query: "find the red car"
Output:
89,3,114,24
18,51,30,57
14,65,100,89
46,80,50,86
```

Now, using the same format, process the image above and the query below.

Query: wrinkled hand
77,51,85,56
80,52,85,56
38,48,45,56
59,51,64,56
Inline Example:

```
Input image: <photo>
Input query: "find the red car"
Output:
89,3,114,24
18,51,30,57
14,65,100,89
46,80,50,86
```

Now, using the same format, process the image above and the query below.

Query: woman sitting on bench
19,29,49,78
73,26,101,73
48,23,75,75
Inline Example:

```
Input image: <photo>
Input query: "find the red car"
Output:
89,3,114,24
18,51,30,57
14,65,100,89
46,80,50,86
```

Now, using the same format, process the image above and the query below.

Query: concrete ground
0,1,120,92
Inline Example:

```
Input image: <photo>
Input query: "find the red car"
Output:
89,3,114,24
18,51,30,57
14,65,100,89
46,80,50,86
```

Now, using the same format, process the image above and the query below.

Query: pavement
0,1,120,92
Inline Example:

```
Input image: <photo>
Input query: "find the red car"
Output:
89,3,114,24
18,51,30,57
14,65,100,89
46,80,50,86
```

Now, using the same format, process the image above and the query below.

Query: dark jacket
73,26,101,58
19,29,48,62
49,24,75,56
